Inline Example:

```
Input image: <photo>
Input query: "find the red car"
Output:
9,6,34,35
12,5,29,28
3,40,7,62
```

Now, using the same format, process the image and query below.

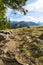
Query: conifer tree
0,0,27,29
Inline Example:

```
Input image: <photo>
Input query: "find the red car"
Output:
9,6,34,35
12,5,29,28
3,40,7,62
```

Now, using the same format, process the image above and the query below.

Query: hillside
0,26,43,65
10,21,39,28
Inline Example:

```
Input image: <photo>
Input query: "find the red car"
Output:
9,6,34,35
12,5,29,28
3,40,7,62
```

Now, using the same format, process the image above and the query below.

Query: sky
6,0,43,23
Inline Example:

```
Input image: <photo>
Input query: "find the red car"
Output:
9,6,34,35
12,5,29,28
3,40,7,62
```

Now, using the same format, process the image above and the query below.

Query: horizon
6,0,43,23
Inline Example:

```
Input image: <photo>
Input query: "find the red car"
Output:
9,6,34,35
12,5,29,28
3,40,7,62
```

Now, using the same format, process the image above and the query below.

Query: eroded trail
0,28,43,65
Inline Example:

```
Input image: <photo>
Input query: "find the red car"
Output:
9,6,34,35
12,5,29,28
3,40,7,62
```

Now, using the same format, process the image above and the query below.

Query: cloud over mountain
6,0,43,23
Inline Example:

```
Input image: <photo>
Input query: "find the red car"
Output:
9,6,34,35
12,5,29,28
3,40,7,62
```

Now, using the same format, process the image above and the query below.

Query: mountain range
10,21,41,28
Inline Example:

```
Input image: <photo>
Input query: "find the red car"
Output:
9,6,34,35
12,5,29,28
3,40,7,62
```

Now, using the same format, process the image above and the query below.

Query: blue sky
6,0,43,23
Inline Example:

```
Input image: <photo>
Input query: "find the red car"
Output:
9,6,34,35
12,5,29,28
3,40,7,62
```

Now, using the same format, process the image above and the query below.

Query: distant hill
38,22,43,25
10,21,39,28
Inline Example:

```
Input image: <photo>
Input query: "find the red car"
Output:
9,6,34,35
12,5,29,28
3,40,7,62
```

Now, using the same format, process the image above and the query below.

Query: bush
39,34,43,40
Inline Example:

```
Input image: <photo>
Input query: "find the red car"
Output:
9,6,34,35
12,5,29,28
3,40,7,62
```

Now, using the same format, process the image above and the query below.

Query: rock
2,46,8,54
0,43,4,47
0,59,4,65
40,48,43,55
2,40,10,44
0,49,3,55
0,28,43,65
4,32,10,35
0,35,5,41
28,38,32,43
37,39,43,44
2,58,22,65
0,30,4,33
9,35,14,39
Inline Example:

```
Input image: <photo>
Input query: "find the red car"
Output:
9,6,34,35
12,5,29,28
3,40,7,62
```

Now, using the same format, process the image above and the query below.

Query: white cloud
6,0,43,22
10,15,38,22
37,17,43,22
10,15,43,22
21,16,37,21
25,0,43,12
6,8,13,18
